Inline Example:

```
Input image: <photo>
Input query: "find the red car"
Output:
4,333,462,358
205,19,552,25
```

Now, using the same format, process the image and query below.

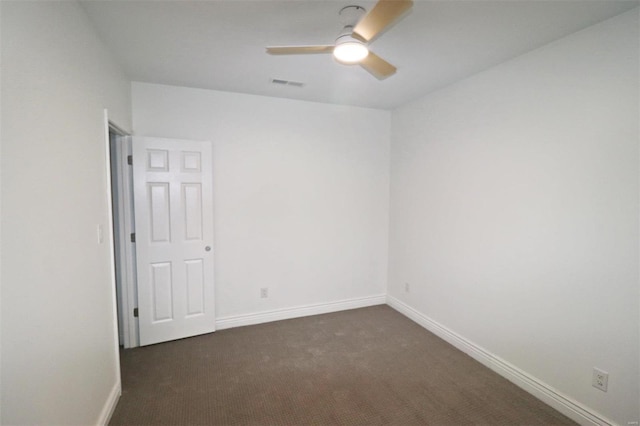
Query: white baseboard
97,379,121,425
216,294,386,331
386,295,615,426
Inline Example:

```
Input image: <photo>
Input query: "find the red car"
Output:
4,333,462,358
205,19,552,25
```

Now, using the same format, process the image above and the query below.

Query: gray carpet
110,305,576,425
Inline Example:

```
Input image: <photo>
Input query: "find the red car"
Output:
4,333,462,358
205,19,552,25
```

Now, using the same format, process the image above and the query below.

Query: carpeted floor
110,305,576,425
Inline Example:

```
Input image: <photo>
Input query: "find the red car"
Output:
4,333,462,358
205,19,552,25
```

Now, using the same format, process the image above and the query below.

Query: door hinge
127,155,133,165
133,308,139,318
130,233,136,243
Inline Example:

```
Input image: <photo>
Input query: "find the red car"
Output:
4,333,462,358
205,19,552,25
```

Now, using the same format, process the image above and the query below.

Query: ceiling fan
266,0,413,80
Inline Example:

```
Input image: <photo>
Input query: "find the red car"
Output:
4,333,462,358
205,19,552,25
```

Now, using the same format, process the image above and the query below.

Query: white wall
132,83,390,320
388,9,639,425
1,2,131,424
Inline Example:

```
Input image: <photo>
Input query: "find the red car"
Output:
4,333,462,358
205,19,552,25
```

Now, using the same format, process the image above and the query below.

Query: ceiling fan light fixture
333,37,369,64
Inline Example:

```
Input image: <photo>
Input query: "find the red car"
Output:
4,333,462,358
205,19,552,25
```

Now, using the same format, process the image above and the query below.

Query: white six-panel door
132,136,215,346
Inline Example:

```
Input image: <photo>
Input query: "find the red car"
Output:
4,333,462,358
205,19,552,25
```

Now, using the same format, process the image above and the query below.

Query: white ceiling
81,0,638,110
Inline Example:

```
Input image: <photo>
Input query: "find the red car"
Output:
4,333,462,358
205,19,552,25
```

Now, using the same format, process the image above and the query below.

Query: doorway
108,125,139,348
108,131,216,348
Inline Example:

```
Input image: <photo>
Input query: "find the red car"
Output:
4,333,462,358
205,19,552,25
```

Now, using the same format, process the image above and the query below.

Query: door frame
105,112,139,348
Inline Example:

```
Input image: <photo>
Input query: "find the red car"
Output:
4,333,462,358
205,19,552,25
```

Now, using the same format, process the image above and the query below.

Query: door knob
205,246,211,252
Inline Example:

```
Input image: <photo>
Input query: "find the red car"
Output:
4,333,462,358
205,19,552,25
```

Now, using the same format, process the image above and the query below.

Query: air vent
270,78,305,88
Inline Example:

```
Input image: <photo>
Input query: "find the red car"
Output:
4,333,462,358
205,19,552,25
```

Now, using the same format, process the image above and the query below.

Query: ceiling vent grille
270,78,305,88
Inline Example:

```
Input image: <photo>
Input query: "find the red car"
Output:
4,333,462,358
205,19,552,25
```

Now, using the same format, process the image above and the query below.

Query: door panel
183,183,203,240
151,262,173,322
133,136,215,346
149,183,171,242
185,259,204,316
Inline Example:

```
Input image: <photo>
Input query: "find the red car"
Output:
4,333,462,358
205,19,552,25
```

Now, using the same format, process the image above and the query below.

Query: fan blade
266,45,334,55
360,51,396,79
352,0,413,42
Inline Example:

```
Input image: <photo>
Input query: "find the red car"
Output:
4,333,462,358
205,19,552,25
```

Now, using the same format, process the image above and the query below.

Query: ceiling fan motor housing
334,6,369,65
339,5,367,26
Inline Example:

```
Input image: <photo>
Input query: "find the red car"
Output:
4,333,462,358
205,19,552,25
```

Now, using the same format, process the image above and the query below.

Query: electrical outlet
404,282,410,292
592,368,608,392
260,287,268,298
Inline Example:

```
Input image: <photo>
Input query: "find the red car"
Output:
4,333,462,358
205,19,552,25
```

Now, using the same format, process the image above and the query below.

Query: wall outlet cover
592,367,608,392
